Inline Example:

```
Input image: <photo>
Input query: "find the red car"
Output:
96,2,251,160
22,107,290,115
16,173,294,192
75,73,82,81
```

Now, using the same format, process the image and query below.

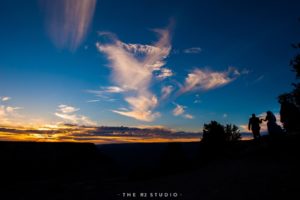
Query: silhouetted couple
249,111,283,140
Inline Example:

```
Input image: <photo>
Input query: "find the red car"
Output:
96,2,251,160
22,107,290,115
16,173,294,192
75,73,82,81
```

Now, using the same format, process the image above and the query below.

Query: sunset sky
0,0,300,143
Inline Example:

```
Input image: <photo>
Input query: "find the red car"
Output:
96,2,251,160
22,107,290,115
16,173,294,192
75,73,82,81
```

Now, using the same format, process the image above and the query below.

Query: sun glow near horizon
0,122,202,144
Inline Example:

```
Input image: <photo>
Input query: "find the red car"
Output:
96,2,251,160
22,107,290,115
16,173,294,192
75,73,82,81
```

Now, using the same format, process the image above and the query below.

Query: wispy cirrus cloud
254,75,265,83
55,104,96,126
89,86,126,94
161,85,173,100
86,99,100,103
183,47,202,54
228,66,249,76
86,89,118,102
1,96,11,102
96,25,172,122
42,0,97,50
180,67,241,94
173,103,185,116
100,86,126,93
172,103,194,119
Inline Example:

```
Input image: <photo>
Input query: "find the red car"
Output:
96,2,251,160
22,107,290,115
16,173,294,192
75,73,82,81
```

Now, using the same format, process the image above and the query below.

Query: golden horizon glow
0,123,202,144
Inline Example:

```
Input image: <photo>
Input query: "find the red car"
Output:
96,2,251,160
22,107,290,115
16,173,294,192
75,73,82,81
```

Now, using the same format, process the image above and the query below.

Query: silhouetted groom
248,114,262,140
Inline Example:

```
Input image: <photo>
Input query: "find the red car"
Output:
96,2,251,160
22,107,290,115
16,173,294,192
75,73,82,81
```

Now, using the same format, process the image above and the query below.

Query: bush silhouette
202,121,226,144
202,121,241,144
225,124,241,142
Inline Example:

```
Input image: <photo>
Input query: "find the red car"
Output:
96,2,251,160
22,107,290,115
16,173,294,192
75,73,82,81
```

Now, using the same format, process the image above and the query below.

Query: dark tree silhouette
278,31,300,133
202,121,241,144
290,42,300,78
279,93,300,132
225,124,241,142
290,42,300,107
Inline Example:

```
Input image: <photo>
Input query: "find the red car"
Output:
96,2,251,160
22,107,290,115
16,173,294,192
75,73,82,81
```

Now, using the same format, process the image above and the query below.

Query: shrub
202,121,241,144
224,124,241,142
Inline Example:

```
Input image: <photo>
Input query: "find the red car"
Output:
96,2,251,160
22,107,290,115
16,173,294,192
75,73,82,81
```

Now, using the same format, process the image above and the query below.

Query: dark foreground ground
0,134,300,200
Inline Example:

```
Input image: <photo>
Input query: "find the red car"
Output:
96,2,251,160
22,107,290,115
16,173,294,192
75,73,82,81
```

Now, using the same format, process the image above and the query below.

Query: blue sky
1,0,300,135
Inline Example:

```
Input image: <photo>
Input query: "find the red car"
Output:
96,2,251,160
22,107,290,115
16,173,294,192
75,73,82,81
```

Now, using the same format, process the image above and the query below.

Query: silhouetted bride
263,111,283,136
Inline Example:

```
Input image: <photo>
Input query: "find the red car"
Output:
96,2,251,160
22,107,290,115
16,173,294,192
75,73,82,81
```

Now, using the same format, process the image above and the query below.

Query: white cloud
0,106,22,115
184,114,194,119
172,103,194,120
183,47,202,54
118,107,129,111
120,43,163,56
0,105,7,117
96,26,171,122
194,100,201,104
86,90,118,102
156,68,173,79
96,28,171,91
86,99,100,103
42,0,97,50
112,95,160,122
5,106,22,113
173,103,185,116
180,67,240,94
223,113,228,118
55,113,96,126
0,105,23,126
55,104,96,126
161,85,173,99
1,96,11,102
100,86,126,93
88,86,126,95
194,94,202,104
58,104,79,114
